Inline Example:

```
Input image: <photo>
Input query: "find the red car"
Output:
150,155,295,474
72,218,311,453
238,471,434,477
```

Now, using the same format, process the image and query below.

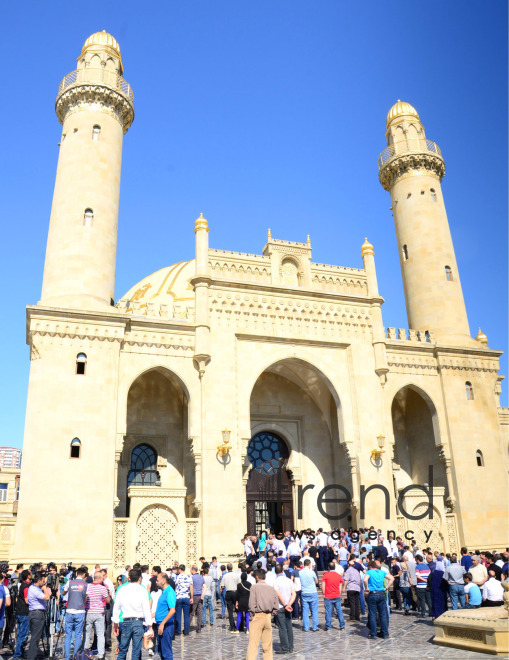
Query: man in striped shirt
84,571,110,660
414,556,431,617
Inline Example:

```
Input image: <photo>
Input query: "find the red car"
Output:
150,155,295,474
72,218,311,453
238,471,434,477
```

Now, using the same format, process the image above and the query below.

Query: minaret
40,31,134,310
378,101,472,345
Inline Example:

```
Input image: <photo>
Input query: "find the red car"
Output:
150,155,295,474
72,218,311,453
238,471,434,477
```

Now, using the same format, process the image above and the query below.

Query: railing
378,139,442,169
57,68,134,103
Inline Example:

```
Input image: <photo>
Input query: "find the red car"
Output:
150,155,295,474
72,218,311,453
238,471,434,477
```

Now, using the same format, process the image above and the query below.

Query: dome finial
194,212,209,233
386,100,420,129
361,237,374,257
475,327,488,345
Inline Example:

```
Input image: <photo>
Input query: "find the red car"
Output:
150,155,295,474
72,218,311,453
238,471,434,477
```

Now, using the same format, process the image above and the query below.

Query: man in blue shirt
299,559,319,632
155,574,176,660
460,548,473,572
363,561,394,639
463,573,482,609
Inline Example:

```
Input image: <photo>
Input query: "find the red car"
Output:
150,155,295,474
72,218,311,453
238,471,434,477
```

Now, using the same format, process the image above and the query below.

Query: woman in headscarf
429,556,448,620
234,572,252,633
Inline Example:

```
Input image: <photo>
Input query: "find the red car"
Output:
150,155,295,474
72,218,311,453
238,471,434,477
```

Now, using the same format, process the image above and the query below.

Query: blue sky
1,1,507,448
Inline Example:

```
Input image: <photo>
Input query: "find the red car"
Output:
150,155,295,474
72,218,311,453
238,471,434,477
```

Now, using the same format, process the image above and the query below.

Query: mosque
12,31,508,571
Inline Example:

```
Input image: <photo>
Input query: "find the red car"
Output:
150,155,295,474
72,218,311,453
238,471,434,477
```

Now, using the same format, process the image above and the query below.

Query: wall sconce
217,429,232,458
371,434,385,462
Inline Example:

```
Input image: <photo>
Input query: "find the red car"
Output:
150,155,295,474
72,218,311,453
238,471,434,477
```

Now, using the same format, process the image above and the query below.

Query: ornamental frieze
379,152,445,191
56,84,134,133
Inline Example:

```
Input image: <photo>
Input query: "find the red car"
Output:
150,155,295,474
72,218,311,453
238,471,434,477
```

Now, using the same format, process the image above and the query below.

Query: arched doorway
246,432,293,534
117,367,192,517
391,385,449,549
248,358,352,528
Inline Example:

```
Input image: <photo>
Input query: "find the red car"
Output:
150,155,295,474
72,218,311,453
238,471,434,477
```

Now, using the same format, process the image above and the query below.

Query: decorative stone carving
113,519,127,571
186,519,199,567
379,152,445,191
135,505,177,568
56,84,134,133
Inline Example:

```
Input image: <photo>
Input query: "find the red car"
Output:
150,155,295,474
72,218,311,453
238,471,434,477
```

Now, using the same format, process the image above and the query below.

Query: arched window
430,188,437,202
445,266,453,281
70,438,81,459
475,450,484,467
84,208,94,227
402,244,409,261
127,444,158,487
466,381,474,400
92,125,101,140
76,353,87,375
248,432,289,475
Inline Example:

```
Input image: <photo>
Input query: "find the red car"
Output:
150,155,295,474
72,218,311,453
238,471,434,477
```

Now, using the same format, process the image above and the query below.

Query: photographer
13,569,31,659
27,572,51,660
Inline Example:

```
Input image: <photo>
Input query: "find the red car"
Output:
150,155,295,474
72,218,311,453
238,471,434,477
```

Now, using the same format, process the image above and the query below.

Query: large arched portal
117,368,192,518
248,358,352,532
391,385,448,550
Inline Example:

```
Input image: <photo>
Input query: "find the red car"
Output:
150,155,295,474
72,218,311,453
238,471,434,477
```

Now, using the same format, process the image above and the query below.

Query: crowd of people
0,527,507,660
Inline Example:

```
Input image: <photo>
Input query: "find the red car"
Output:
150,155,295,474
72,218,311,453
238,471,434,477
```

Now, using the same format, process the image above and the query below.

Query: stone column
438,444,456,511
362,238,389,386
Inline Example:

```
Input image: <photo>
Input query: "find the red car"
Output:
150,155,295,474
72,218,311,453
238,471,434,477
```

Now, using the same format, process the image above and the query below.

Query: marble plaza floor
131,609,490,660
165,613,491,659
7,606,491,660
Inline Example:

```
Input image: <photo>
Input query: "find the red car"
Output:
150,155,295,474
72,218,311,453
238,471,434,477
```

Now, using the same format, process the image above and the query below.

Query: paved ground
164,609,491,659
4,604,491,660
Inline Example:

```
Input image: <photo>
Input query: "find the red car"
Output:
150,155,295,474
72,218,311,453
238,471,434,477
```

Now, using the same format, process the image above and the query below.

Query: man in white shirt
264,563,277,588
383,536,398,558
403,546,414,563
482,574,504,606
287,539,302,568
302,550,316,571
141,566,151,589
112,569,153,660
243,537,254,563
469,556,488,587
274,564,296,654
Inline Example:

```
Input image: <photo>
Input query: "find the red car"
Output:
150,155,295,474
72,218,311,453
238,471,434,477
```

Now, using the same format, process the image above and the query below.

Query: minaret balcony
57,67,134,103
378,139,442,170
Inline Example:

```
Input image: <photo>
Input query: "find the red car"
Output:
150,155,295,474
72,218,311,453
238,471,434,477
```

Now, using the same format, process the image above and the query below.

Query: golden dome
80,30,123,71
119,260,196,318
475,327,488,345
361,237,374,258
386,100,420,129
194,213,209,233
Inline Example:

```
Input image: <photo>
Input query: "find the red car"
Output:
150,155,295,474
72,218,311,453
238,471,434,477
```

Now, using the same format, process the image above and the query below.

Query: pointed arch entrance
246,432,293,534
247,357,352,531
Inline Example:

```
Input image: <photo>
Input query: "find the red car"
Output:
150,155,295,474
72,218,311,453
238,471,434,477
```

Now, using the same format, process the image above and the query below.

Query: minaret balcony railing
57,68,134,103
377,139,442,170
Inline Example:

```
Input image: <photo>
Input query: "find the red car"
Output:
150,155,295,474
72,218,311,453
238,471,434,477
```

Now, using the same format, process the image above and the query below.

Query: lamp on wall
217,429,232,458
371,434,385,463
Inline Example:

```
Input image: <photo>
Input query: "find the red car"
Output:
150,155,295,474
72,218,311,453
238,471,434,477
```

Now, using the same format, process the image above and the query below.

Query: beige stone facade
0,468,20,562
12,37,509,570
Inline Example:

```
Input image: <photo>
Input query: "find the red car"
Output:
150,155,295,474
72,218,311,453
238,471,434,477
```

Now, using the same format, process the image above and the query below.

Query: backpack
74,651,94,660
